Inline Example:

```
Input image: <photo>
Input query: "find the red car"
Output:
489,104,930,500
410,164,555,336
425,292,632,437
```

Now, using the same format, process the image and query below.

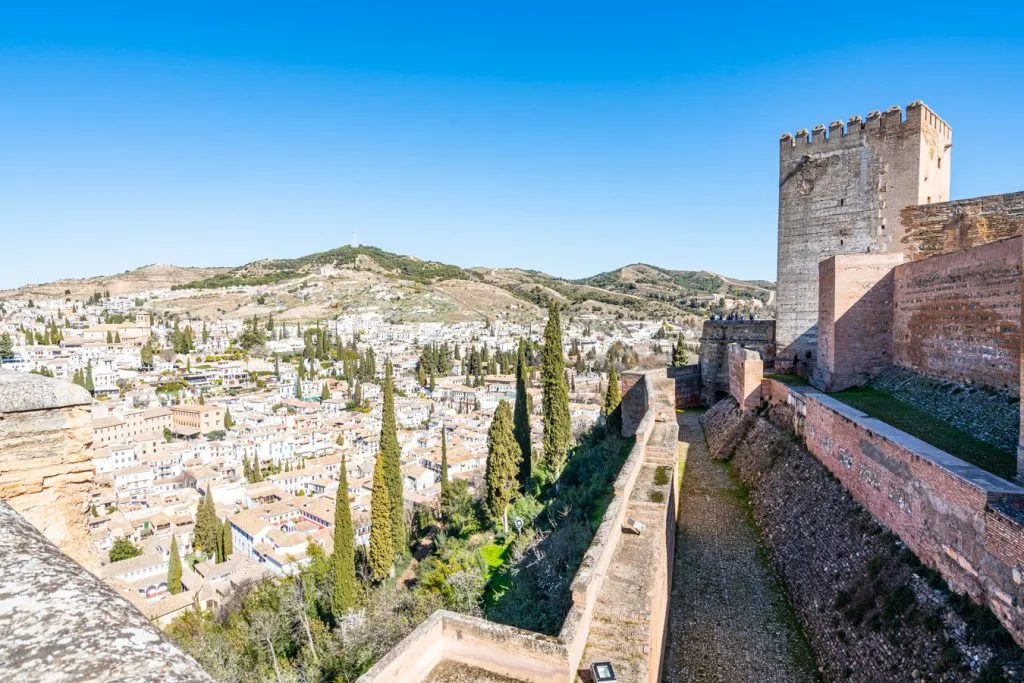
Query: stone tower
775,101,952,373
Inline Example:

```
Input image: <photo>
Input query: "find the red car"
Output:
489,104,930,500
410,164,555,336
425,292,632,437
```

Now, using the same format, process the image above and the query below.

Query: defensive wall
718,353,1024,647
776,102,952,371
900,191,1024,262
0,370,211,681
698,319,775,406
360,369,680,682
666,363,701,409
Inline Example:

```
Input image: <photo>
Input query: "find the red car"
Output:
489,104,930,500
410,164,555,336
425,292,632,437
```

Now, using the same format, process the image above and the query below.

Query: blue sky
2,3,1023,289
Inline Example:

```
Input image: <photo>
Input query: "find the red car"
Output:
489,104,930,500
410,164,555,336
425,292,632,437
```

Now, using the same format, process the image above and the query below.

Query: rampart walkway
662,410,817,683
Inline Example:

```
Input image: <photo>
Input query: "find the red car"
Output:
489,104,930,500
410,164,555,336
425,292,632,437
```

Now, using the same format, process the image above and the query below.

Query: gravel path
662,410,818,683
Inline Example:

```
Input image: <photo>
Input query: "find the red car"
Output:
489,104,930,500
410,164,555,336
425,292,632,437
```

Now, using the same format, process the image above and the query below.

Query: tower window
938,157,942,169
840,198,845,206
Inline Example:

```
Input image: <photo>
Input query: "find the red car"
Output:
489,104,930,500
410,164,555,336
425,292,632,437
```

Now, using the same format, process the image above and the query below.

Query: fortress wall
666,363,701,408
698,320,775,405
900,191,1024,262
0,371,95,569
892,236,1021,394
776,103,951,371
728,344,764,410
814,253,903,391
796,389,1024,644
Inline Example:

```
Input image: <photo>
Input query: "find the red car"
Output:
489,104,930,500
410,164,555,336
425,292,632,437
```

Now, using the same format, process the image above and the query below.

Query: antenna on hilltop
352,231,359,248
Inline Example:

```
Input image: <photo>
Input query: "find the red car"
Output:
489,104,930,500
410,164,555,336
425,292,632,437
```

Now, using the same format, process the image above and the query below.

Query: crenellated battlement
780,101,951,150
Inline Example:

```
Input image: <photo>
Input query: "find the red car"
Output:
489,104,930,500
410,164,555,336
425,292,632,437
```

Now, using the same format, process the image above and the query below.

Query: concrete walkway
662,410,818,683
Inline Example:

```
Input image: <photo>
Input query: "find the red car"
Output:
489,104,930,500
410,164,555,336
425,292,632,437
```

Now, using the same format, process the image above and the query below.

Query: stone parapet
0,370,94,567
0,499,212,682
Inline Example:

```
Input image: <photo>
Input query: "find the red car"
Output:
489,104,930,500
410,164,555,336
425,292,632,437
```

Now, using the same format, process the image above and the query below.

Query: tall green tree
214,517,225,564
84,361,95,394
368,450,394,582
439,425,452,519
672,333,689,367
541,305,571,477
513,338,532,488
603,365,622,431
224,408,234,430
380,361,405,555
294,374,302,399
195,489,219,554
0,332,14,360
485,400,521,533
167,535,183,595
331,457,358,616
222,518,233,558
321,383,330,401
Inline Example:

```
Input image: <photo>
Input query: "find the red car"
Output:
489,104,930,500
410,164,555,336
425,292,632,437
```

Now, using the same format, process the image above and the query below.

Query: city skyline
3,3,1024,289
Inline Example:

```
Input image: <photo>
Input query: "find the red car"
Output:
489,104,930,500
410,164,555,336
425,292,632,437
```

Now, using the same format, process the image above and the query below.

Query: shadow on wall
815,273,895,393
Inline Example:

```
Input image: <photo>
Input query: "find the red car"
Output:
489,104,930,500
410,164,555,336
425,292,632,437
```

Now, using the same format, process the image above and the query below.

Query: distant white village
0,286,689,624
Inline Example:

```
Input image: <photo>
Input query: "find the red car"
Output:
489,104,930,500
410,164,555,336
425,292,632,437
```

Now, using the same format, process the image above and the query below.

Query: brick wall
698,320,775,406
619,372,647,437
892,236,1021,394
900,191,1024,262
814,253,903,391
798,389,1024,644
666,364,701,408
728,344,764,410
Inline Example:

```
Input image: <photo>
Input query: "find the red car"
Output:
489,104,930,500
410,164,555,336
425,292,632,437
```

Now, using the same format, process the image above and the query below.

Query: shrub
654,466,670,486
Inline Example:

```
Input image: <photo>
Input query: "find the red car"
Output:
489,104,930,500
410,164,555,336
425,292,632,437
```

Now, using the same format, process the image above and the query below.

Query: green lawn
765,373,810,386
831,387,1015,481
480,539,513,610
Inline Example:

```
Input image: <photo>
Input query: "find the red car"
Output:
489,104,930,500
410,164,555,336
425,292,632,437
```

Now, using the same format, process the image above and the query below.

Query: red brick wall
892,236,1021,394
815,254,903,391
728,345,763,410
800,391,1024,643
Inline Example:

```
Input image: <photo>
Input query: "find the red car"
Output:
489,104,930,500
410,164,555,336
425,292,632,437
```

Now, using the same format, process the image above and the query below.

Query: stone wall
0,487,212,682
891,236,1021,395
0,370,95,568
727,344,764,410
753,381,1024,647
666,364,701,408
776,102,951,371
361,369,679,683
717,408,1024,681
699,320,775,405
814,253,903,391
900,191,1024,262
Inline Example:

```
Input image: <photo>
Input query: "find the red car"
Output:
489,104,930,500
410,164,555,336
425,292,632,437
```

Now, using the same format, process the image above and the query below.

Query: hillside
0,264,230,301
4,246,774,323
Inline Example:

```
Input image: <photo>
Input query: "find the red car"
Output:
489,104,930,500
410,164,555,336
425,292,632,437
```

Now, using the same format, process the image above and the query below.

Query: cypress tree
513,338,532,488
215,517,225,564
106,330,113,343
368,450,394,582
541,305,571,477
114,332,121,344
485,400,520,533
222,518,233,558
295,374,302,399
321,383,330,400
332,456,358,616
439,425,452,518
167,535,182,595
603,365,622,431
380,361,405,555
672,333,689,367
252,456,263,482
224,408,234,430
85,361,94,394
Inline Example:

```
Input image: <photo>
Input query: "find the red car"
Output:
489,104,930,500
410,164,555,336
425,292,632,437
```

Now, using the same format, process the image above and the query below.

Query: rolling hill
4,246,773,323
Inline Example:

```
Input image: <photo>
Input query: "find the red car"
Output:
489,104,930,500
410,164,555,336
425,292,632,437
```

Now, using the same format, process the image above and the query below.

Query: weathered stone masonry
761,378,1024,647
698,319,774,406
776,102,951,372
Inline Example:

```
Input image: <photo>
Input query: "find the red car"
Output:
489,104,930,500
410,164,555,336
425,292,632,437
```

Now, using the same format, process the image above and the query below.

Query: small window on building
840,198,845,206
927,196,932,204
938,157,942,169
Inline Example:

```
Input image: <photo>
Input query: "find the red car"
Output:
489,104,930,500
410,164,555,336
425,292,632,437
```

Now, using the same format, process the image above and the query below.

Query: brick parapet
767,381,1024,645
727,344,764,410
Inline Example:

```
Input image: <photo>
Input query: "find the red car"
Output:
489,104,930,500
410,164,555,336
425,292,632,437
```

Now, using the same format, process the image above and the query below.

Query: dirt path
662,410,818,683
